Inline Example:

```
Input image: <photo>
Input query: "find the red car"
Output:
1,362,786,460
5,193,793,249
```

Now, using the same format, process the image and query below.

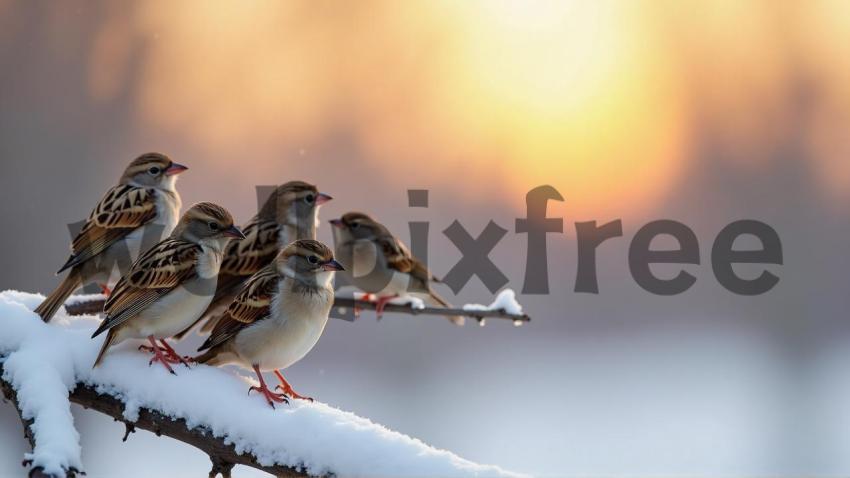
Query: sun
101,1,691,215
410,0,691,215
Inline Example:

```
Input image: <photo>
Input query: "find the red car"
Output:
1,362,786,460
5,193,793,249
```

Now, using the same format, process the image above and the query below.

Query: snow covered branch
0,374,79,478
334,294,531,325
1,362,306,478
63,294,532,325
0,291,522,478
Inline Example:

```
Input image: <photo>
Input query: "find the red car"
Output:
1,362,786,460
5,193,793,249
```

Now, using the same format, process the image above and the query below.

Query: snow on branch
0,361,308,478
63,292,532,325
0,291,522,478
0,375,81,478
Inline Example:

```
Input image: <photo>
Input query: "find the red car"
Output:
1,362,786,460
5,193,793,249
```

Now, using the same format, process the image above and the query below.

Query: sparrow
173,181,331,340
329,212,464,326
35,152,187,322
91,202,245,373
194,239,344,407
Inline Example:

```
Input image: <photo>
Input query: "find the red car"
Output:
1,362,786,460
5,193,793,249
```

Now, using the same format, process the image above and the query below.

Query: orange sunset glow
3,3,850,477
69,0,850,213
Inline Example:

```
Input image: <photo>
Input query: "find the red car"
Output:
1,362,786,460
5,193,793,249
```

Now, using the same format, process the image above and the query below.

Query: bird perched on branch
173,181,332,340
194,239,343,407
35,153,187,322
329,212,464,326
91,202,245,373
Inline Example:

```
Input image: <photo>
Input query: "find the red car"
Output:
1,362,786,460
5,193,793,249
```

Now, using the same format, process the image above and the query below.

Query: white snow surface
61,293,106,306
463,289,524,315
389,296,426,310
0,290,523,478
352,292,426,310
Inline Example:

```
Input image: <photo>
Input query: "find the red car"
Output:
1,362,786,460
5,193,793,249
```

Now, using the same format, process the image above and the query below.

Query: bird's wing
92,239,200,336
195,216,279,322
219,217,279,276
377,234,435,286
174,217,278,341
60,185,159,273
377,234,413,272
198,264,279,351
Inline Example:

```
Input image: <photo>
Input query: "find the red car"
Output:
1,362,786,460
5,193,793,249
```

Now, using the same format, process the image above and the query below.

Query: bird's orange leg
274,370,313,402
144,336,176,375
374,294,398,320
99,284,112,296
138,343,167,354
158,339,193,368
354,293,374,319
138,342,184,365
249,364,288,408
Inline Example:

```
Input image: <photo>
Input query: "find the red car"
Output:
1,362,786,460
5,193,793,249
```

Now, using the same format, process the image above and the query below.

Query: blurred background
1,1,849,476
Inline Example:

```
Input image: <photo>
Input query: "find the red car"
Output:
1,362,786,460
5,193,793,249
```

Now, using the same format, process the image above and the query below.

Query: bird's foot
138,344,169,355
249,385,289,408
163,351,193,368
374,294,398,320
157,339,193,368
275,384,314,402
99,284,112,297
354,293,374,319
273,370,314,402
145,345,177,375
179,355,197,365
137,344,186,365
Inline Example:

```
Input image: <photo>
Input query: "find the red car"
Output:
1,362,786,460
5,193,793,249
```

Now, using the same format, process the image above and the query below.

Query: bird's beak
316,192,333,205
329,218,345,229
165,162,189,176
223,225,246,239
321,259,345,272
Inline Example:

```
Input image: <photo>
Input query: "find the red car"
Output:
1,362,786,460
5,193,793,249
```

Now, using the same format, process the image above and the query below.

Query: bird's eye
304,194,315,204
208,222,220,231
350,222,360,229
148,166,161,175
307,255,319,264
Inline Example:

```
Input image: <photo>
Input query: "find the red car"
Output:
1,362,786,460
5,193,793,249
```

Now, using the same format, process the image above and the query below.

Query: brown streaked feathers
91,239,201,338
58,185,158,273
197,263,280,352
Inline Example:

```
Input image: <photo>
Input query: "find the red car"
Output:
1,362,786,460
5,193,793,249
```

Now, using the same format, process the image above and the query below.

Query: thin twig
63,297,532,324
332,297,531,323
0,362,313,478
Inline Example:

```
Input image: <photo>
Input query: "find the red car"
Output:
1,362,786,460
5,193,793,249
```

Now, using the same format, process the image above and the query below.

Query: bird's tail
195,276,242,335
172,310,224,342
172,315,204,341
425,290,465,326
193,347,220,366
34,270,81,322
199,312,224,334
92,330,116,368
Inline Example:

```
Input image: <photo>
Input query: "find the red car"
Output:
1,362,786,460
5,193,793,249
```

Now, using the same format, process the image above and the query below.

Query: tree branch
332,297,531,324
0,362,313,478
21,294,526,475
0,373,78,478
64,297,531,324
